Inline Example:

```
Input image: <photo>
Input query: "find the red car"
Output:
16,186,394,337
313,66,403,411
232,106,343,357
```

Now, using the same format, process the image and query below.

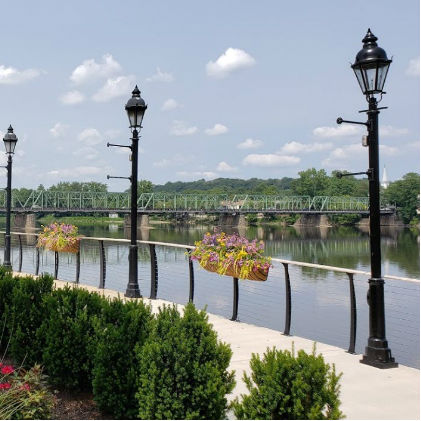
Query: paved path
51,279,420,420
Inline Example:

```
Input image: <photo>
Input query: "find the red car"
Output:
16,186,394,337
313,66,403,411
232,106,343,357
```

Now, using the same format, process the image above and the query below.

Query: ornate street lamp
107,86,147,298
2,125,18,269
337,29,397,368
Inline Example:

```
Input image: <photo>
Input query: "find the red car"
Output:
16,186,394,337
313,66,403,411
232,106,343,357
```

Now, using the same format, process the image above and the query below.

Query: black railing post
18,234,22,272
282,263,292,335
99,240,106,289
75,250,80,284
149,244,158,299
35,246,40,276
54,251,59,279
187,248,194,303
230,277,239,321
347,273,357,354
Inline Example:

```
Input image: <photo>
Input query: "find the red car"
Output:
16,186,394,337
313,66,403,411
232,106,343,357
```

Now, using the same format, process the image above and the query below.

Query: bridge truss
0,191,393,214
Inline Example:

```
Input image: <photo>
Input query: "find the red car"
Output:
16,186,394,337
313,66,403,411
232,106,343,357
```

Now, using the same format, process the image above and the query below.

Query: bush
39,286,104,390
0,267,14,352
231,345,344,420
90,298,153,419
7,274,54,366
0,363,56,420
136,303,235,419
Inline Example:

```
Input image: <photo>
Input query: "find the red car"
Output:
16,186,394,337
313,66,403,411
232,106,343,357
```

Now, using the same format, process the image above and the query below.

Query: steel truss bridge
0,191,394,215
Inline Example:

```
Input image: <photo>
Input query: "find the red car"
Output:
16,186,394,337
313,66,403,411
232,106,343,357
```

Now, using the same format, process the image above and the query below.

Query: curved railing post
347,272,357,354
187,249,194,303
54,251,59,279
18,234,23,272
99,240,106,289
75,250,80,284
35,247,40,276
149,244,158,299
282,263,292,335
230,277,239,321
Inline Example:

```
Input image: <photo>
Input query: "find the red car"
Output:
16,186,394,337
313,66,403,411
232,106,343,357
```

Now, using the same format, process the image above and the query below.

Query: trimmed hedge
91,298,153,419
136,303,235,420
231,345,343,420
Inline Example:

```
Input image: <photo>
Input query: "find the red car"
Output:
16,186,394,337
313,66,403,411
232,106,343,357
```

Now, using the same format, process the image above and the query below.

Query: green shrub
90,297,153,419
136,303,235,420
0,268,14,352
0,363,56,420
7,274,54,366
231,345,344,420
39,286,104,390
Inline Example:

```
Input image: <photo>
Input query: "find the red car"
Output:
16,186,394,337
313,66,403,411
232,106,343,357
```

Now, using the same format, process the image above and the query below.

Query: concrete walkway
52,279,420,420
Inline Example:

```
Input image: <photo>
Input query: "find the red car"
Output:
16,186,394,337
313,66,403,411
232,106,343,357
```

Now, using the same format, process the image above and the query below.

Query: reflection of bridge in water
0,191,394,215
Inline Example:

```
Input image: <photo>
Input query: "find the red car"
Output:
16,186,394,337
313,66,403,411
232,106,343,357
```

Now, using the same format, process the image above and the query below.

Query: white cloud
161,98,180,111
70,54,121,85
60,90,85,105
170,120,198,136
153,153,194,168
72,146,98,160
176,171,217,180
379,125,409,137
279,141,333,154
0,65,41,84
322,144,366,169
217,161,237,172
206,48,256,78
242,154,300,167
237,138,263,149
379,145,399,156
92,75,135,102
405,57,420,77
204,123,228,136
146,67,174,83
48,166,103,177
50,122,69,138
78,128,103,146
313,125,363,138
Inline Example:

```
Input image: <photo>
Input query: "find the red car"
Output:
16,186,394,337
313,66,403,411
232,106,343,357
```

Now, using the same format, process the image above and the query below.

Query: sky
0,0,419,190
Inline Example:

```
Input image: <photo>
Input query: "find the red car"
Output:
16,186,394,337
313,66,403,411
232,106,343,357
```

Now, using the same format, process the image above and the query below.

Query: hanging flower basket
189,231,271,282
37,223,81,254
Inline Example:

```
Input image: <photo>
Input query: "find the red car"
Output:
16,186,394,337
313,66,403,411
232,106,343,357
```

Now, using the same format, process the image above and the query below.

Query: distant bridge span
0,191,394,215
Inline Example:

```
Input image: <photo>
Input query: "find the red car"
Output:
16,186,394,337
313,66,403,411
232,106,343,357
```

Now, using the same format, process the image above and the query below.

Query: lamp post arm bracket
336,170,369,179
359,106,388,113
107,175,131,181
107,142,132,149
337,117,368,126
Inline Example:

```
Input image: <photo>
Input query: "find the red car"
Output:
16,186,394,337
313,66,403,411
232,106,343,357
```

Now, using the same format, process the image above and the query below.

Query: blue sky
0,0,419,190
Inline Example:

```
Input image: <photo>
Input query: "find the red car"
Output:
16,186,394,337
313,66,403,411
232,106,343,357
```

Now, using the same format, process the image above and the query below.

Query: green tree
383,172,420,223
291,168,329,196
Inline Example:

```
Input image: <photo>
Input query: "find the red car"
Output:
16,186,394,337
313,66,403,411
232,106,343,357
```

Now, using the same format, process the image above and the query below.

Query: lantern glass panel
363,65,377,93
3,139,16,154
353,67,366,94
376,62,390,92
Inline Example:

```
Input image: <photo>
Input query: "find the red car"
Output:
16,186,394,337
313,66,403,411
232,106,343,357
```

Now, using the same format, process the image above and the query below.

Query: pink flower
20,383,30,391
0,382,11,390
1,365,14,375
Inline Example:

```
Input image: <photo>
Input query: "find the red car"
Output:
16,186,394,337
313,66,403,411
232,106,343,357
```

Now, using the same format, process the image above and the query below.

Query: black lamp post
107,86,147,298
2,125,18,270
337,29,397,368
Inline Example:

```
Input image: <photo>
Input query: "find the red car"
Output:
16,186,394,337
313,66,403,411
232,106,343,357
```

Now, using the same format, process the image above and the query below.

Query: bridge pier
124,214,150,229
13,213,36,231
219,213,248,228
358,214,403,227
293,214,331,227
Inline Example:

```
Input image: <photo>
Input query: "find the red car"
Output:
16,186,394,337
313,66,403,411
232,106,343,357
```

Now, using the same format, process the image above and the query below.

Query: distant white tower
381,166,389,189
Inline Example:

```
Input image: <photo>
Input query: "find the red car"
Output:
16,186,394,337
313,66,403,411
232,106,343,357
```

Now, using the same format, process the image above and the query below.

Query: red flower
1,365,14,375
20,383,31,391
0,382,11,390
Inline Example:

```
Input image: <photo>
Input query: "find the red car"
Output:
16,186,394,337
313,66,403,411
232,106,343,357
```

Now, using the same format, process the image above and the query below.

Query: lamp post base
125,244,142,299
125,285,142,299
360,339,398,369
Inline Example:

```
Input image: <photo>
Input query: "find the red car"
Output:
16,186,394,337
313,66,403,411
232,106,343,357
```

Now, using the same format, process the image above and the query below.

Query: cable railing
1,231,419,367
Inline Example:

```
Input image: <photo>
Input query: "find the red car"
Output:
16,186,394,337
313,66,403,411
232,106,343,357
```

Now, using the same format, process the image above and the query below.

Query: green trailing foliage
38,286,104,390
6,274,54,366
136,303,235,420
90,298,153,419
231,345,344,420
0,268,14,353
